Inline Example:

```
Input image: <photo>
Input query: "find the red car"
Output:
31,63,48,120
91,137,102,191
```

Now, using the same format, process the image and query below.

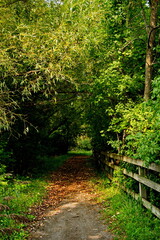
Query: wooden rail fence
101,152,160,219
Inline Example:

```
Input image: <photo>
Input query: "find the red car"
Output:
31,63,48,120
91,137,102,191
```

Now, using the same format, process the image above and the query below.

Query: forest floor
28,155,113,240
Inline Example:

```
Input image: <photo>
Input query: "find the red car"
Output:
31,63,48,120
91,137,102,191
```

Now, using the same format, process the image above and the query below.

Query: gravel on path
29,156,113,240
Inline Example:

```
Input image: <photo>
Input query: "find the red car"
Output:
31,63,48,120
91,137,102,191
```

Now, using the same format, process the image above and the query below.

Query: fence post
138,167,147,199
104,154,110,178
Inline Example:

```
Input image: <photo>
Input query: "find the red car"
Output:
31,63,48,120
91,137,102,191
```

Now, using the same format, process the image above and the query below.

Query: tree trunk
144,0,159,101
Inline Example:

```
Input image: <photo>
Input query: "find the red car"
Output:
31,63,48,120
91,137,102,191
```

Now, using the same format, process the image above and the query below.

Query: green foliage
0,0,160,227
75,136,92,151
0,177,47,239
69,150,92,156
0,153,73,239
0,164,7,186
0,141,14,165
105,98,160,165
14,102,81,173
82,0,148,160
94,179,160,240
0,0,160,238
0,0,106,175
0,0,104,130
34,154,73,176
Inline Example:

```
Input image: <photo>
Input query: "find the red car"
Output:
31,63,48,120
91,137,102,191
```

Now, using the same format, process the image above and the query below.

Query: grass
0,178,46,239
34,150,92,177
93,175,160,240
0,153,76,240
68,149,92,156
35,154,73,176
3,150,158,240
0,150,92,239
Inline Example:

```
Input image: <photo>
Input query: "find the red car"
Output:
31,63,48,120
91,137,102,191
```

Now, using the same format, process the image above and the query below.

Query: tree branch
148,25,160,48
0,0,27,8
119,38,146,52
138,0,150,34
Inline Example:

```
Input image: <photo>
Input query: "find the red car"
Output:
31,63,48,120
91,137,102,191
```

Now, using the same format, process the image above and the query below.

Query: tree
0,0,106,173
144,0,159,100
0,0,104,131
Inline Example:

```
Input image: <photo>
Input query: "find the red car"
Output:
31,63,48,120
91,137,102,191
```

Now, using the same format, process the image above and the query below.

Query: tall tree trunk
144,0,159,101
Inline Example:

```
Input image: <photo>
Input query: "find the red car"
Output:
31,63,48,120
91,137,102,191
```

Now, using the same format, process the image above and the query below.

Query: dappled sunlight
29,156,113,240
31,195,112,240
88,235,103,239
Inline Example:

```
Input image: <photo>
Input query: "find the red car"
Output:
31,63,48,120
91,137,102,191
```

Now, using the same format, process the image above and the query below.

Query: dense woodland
0,0,160,175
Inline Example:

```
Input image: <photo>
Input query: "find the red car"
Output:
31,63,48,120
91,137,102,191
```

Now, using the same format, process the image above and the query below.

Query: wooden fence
100,152,160,219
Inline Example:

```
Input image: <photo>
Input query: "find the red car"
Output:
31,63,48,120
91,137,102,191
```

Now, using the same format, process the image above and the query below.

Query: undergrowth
0,178,46,239
93,175,160,240
34,153,75,177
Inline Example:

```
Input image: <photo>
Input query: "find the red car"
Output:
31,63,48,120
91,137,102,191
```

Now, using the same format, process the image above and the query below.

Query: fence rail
100,152,160,219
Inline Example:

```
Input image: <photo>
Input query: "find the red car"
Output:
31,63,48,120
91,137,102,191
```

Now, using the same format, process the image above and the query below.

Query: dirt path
29,156,113,240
